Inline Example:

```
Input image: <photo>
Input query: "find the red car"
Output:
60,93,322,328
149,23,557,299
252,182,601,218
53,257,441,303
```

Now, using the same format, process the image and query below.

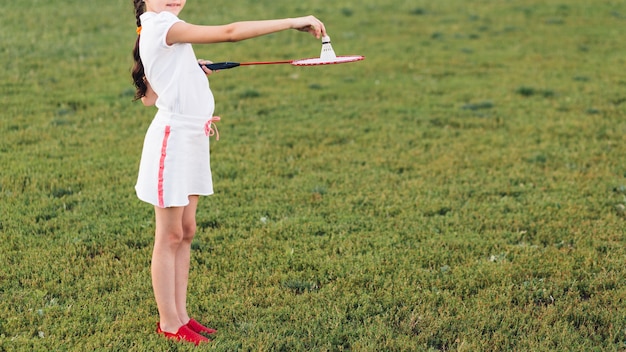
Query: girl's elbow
221,24,241,42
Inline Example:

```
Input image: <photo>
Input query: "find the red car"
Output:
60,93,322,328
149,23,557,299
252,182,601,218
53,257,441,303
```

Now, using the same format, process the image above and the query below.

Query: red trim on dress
158,126,171,208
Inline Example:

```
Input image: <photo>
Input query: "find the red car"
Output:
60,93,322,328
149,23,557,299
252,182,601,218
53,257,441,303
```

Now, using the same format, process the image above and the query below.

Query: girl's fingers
295,16,326,38
311,18,325,38
319,21,327,37
198,59,214,75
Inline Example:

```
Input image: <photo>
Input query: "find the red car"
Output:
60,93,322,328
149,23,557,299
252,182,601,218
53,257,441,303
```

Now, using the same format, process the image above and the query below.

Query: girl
131,0,326,345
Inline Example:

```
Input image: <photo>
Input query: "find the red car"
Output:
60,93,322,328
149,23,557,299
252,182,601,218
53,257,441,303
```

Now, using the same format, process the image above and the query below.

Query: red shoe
156,323,210,345
186,318,217,335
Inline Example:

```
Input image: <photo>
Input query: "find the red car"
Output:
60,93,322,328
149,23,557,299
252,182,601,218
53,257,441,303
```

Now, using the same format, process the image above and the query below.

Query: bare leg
175,195,199,325
152,205,186,333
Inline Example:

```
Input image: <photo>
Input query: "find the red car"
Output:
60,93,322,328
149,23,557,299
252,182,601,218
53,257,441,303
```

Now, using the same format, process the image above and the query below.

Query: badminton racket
202,35,364,71
203,55,364,71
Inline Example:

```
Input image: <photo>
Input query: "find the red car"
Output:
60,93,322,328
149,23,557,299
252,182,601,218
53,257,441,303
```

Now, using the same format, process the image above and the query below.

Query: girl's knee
182,220,196,242
157,228,185,246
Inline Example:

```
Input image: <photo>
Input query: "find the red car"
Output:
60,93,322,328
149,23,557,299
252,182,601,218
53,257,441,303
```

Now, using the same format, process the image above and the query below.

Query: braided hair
131,0,147,100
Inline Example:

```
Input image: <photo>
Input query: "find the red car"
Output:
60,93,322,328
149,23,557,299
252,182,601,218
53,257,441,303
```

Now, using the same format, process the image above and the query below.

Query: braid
134,0,144,27
131,0,147,101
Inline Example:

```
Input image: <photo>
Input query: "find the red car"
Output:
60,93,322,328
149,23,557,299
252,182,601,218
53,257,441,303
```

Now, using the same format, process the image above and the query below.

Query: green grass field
2,0,626,350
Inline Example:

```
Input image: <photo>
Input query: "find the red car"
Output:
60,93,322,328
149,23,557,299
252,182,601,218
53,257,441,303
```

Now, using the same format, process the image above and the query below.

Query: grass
2,0,626,350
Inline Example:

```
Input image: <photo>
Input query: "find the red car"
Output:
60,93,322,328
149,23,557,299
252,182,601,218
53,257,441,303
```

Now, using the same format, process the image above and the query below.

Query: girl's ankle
157,321,182,334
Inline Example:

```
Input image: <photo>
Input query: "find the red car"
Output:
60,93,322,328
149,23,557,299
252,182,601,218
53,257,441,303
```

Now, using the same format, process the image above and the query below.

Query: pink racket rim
290,55,365,66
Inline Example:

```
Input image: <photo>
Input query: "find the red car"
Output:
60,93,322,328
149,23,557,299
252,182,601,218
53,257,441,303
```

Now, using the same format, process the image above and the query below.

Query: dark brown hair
131,0,146,100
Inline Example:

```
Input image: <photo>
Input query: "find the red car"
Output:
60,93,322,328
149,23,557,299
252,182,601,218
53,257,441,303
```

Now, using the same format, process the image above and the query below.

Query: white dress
135,11,215,208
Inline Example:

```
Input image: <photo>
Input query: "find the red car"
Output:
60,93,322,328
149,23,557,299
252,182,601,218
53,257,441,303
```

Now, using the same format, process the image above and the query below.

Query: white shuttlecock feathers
320,35,337,61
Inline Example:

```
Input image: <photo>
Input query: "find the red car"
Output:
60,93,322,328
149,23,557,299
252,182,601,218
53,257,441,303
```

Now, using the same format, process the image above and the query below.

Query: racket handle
202,62,241,70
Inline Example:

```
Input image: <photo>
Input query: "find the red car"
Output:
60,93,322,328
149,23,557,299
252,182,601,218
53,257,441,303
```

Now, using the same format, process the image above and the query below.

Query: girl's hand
198,59,215,75
141,79,158,106
291,15,326,39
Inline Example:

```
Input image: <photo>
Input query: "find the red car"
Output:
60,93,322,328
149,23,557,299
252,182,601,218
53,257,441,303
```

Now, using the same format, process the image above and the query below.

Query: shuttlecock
320,35,337,61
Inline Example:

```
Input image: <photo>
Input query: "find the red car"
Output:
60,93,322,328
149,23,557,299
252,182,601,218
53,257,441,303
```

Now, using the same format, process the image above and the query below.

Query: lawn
1,0,626,350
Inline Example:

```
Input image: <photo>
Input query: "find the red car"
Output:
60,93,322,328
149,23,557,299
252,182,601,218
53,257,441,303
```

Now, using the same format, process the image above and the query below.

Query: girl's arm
166,16,326,45
141,80,158,106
